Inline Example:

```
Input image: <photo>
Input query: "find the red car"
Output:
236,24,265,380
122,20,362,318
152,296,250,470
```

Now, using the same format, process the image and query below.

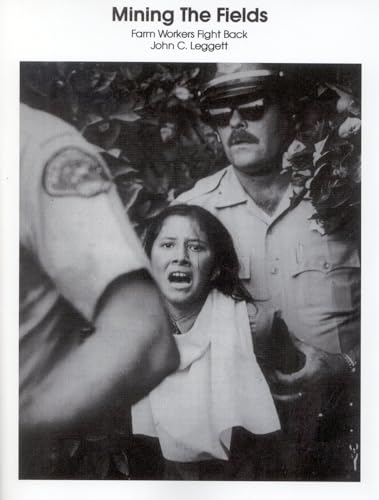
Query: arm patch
43,147,112,197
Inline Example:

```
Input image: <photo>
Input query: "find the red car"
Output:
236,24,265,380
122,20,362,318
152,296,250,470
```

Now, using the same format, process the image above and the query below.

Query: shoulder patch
43,147,112,197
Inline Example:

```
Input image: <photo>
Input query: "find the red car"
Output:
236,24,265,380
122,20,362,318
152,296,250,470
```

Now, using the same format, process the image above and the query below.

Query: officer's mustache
228,129,259,147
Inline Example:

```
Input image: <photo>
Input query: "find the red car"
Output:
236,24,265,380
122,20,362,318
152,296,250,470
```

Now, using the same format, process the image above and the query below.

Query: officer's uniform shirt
176,165,360,354
20,104,150,407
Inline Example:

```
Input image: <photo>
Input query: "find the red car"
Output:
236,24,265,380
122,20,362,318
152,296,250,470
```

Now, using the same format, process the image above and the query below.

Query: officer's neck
233,166,290,216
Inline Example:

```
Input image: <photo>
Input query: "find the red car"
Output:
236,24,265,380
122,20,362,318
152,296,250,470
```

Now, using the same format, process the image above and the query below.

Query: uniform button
270,266,278,274
323,262,330,270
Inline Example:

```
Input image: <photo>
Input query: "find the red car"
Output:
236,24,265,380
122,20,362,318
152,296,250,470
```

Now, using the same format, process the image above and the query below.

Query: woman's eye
161,242,174,249
188,243,204,252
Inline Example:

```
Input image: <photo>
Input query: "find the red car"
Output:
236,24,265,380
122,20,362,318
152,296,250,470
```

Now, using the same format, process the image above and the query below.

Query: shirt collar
214,166,300,226
214,165,249,209
270,182,294,219
215,165,295,208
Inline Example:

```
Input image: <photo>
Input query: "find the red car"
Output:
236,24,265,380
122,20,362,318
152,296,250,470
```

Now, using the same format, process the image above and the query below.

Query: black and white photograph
19,61,361,481
2,1,379,499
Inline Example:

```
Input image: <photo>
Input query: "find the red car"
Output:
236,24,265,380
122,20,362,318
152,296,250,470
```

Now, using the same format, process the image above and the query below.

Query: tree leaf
149,88,166,105
111,111,140,122
94,72,117,94
118,181,145,211
190,67,200,79
125,63,143,80
80,113,105,133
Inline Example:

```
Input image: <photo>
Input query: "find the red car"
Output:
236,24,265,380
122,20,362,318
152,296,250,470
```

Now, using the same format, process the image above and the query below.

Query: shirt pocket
238,254,251,280
291,240,360,318
238,253,270,301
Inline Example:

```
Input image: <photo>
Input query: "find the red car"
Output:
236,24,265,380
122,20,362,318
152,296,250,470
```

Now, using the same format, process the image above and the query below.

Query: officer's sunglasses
206,97,266,128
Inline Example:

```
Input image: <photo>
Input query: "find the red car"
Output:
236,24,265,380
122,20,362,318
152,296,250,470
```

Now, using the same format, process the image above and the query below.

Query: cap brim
200,70,288,106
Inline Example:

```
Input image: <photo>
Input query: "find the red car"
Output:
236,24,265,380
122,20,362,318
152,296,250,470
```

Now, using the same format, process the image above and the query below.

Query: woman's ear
211,268,220,281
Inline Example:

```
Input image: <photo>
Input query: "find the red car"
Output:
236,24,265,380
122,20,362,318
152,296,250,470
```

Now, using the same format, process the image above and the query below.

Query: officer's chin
232,155,282,176
229,148,258,167
233,160,267,175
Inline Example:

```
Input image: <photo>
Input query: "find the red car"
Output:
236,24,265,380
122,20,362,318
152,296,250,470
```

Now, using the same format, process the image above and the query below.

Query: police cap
199,63,292,107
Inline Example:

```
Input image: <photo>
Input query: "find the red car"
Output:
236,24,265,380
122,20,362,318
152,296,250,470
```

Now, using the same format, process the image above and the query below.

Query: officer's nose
229,109,247,129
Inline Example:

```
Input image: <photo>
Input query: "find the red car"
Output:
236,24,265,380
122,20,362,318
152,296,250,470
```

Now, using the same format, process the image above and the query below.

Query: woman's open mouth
168,271,192,288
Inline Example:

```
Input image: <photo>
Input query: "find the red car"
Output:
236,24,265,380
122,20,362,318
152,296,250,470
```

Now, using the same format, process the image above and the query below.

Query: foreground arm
19,113,179,437
20,272,179,435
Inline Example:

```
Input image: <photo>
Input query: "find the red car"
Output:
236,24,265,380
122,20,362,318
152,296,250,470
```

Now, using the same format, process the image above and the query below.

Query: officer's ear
277,96,297,150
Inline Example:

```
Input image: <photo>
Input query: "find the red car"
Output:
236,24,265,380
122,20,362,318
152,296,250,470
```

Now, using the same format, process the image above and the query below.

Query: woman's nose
173,244,190,263
229,108,246,129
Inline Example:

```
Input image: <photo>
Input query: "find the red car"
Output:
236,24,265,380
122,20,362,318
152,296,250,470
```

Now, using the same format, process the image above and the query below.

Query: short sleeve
38,182,150,320
20,108,150,321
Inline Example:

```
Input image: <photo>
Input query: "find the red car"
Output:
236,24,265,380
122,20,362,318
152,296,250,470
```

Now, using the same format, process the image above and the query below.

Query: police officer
20,103,179,477
176,64,360,480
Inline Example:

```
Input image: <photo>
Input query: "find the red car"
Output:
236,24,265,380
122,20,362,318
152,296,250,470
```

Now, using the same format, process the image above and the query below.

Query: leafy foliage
282,74,361,235
21,62,227,233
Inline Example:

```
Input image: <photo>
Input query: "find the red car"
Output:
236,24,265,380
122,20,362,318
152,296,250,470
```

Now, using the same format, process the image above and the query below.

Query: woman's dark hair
144,204,252,302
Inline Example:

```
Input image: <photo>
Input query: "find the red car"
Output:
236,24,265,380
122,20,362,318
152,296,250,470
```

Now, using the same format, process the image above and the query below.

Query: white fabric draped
132,290,280,462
